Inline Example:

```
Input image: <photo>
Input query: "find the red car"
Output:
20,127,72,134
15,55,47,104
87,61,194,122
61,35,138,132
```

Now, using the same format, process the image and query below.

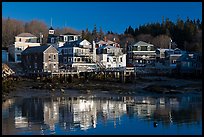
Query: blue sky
2,2,202,34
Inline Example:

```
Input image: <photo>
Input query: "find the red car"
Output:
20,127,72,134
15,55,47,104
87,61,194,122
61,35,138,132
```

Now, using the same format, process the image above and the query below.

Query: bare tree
151,35,171,48
136,34,153,43
25,20,48,44
2,18,25,47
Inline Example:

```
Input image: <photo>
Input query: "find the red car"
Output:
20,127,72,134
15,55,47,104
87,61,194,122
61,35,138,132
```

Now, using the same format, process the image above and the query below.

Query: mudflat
3,76,202,101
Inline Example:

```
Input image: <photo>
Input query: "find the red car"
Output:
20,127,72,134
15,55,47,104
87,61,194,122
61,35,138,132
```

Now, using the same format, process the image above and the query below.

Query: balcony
74,52,91,57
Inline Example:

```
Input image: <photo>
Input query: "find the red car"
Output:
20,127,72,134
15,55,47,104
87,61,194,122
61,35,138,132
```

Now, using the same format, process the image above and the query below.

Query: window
19,38,21,42
68,58,72,62
69,36,74,41
137,46,141,51
147,46,151,51
49,55,51,61
113,58,116,62
53,64,56,68
51,38,54,43
17,47,22,51
120,57,122,62
16,54,21,61
35,63,37,69
64,57,67,63
68,49,72,54
64,49,68,54
53,55,56,60
107,57,109,62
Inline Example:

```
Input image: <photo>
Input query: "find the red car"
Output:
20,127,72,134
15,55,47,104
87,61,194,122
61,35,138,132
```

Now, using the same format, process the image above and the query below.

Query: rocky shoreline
2,76,202,102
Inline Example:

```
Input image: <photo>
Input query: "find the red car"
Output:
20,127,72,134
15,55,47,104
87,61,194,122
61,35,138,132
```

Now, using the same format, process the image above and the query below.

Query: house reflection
2,95,202,134
44,98,59,131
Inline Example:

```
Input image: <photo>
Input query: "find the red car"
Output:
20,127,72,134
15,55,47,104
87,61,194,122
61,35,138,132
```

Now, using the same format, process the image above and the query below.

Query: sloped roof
79,39,91,46
97,40,106,45
133,41,154,47
177,53,194,62
60,39,82,48
107,40,115,45
22,45,51,54
49,27,54,30
16,33,36,37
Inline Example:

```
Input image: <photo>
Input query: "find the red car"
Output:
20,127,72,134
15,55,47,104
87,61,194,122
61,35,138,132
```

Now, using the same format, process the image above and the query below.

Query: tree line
2,17,202,52
124,17,202,52
2,17,80,48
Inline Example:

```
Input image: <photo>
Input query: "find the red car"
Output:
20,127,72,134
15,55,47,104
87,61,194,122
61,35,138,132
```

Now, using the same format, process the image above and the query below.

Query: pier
48,67,136,83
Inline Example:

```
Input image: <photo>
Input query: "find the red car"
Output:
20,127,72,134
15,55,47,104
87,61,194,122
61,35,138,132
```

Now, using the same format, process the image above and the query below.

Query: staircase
88,55,106,70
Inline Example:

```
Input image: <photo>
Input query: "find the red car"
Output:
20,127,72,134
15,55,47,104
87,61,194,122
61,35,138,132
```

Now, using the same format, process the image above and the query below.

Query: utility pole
169,38,172,50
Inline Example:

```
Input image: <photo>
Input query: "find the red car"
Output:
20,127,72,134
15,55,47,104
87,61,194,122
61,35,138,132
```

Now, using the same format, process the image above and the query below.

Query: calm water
2,91,202,135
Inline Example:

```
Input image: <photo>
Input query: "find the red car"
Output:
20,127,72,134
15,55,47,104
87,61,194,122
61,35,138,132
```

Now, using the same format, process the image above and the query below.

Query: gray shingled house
21,45,58,73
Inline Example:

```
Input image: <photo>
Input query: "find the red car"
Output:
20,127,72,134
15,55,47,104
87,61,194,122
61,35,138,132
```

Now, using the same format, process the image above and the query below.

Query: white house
96,44,126,69
8,33,41,62
58,32,81,48
59,39,97,72
96,40,120,48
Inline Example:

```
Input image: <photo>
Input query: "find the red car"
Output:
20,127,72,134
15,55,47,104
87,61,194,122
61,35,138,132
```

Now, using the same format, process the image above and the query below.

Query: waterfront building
8,33,41,63
127,41,156,67
176,53,199,74
21,45,58,73
59,39,97,72
58,32,81,48
47,27,59,49
96,44,126,68
96,39,120,48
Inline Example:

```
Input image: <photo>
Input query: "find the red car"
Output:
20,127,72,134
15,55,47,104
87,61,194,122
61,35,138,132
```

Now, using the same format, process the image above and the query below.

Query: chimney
93,41,96,62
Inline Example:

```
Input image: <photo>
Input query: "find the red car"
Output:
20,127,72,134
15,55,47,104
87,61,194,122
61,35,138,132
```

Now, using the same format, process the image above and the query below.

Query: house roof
79,39,91,46
97,40,106,45
16,33,37,37
60,39,82,48
49,27,54,30
22,45,51,54
107,40,115,45
157,48,174,52
133,41,154,47
177,53,194,62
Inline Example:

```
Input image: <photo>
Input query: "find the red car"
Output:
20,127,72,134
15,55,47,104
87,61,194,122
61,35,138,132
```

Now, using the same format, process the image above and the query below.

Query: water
2,92,202,135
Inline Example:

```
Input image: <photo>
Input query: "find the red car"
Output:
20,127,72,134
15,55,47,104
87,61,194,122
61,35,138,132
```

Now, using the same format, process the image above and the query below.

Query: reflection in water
2,94,202,135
